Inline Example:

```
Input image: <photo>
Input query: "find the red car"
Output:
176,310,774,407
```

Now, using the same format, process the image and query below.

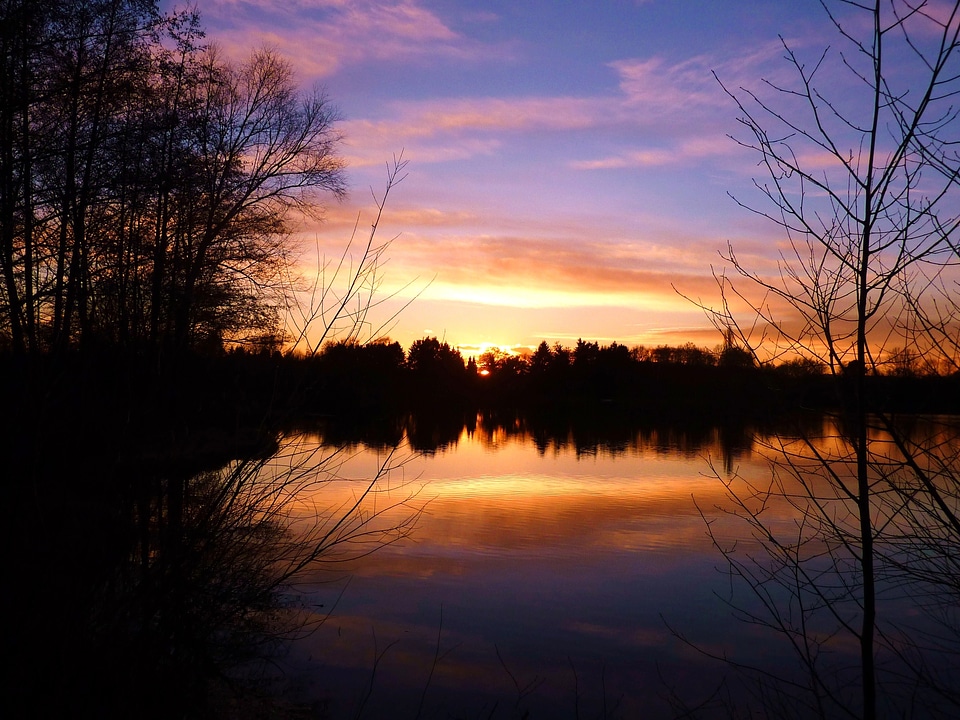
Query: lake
259,413,960,719
242,416,960,718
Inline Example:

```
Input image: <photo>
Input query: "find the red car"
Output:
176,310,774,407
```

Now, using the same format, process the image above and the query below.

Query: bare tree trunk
691,1,960,716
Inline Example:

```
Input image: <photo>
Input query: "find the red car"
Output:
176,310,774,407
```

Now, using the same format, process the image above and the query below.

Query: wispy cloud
571,136,737,170
191,0,504,74
611,55,723,113
337,96,603,166
342,95,605,138
332,42,790,170
337,85,726,168
369,228,726,305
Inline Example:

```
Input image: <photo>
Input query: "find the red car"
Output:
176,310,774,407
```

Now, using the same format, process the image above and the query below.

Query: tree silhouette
689,2,960,717
0,1,345,353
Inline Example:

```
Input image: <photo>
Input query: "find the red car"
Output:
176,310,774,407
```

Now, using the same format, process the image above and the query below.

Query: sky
160,0,936,357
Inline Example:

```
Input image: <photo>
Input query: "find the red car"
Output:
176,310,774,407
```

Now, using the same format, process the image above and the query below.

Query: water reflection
20,411,956,717
280,415,787,719
277,413,960,719
12,425,414,719
298,409,789,462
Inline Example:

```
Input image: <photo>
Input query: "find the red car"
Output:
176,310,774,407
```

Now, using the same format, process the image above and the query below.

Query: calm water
249,420,778,718
259,416,960,719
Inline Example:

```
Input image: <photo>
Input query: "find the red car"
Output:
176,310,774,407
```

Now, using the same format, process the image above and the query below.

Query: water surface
267,419,797,718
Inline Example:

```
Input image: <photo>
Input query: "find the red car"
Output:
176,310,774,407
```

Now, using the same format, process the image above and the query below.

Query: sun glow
457,342,532,368
467,342,526,356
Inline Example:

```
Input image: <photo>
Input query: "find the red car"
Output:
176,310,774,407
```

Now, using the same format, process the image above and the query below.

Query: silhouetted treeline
257,337,960,421
7,335,957,475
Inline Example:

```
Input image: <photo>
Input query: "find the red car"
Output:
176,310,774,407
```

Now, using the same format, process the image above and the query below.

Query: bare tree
155,45,346,348
285,153,418,355
688,2,960,718
0,2,347,353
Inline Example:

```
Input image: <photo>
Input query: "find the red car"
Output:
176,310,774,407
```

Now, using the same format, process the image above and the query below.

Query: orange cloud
338,124,502,168
289,188,786,319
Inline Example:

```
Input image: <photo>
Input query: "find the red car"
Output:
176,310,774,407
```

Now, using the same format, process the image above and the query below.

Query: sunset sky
163,1,895,356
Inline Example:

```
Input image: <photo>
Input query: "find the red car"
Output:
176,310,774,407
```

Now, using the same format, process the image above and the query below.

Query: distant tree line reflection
305,405,783,459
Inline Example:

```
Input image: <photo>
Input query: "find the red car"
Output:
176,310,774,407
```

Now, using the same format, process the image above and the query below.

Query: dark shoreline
6,347,960,718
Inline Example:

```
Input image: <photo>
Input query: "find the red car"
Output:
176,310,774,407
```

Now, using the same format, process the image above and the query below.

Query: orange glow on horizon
423,280,686,313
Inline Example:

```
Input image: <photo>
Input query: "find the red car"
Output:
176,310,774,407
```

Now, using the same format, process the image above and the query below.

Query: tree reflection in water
17,410,959,718
680,414,960,719
287,413,960,719
11,426,418,719
275,412,832,718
